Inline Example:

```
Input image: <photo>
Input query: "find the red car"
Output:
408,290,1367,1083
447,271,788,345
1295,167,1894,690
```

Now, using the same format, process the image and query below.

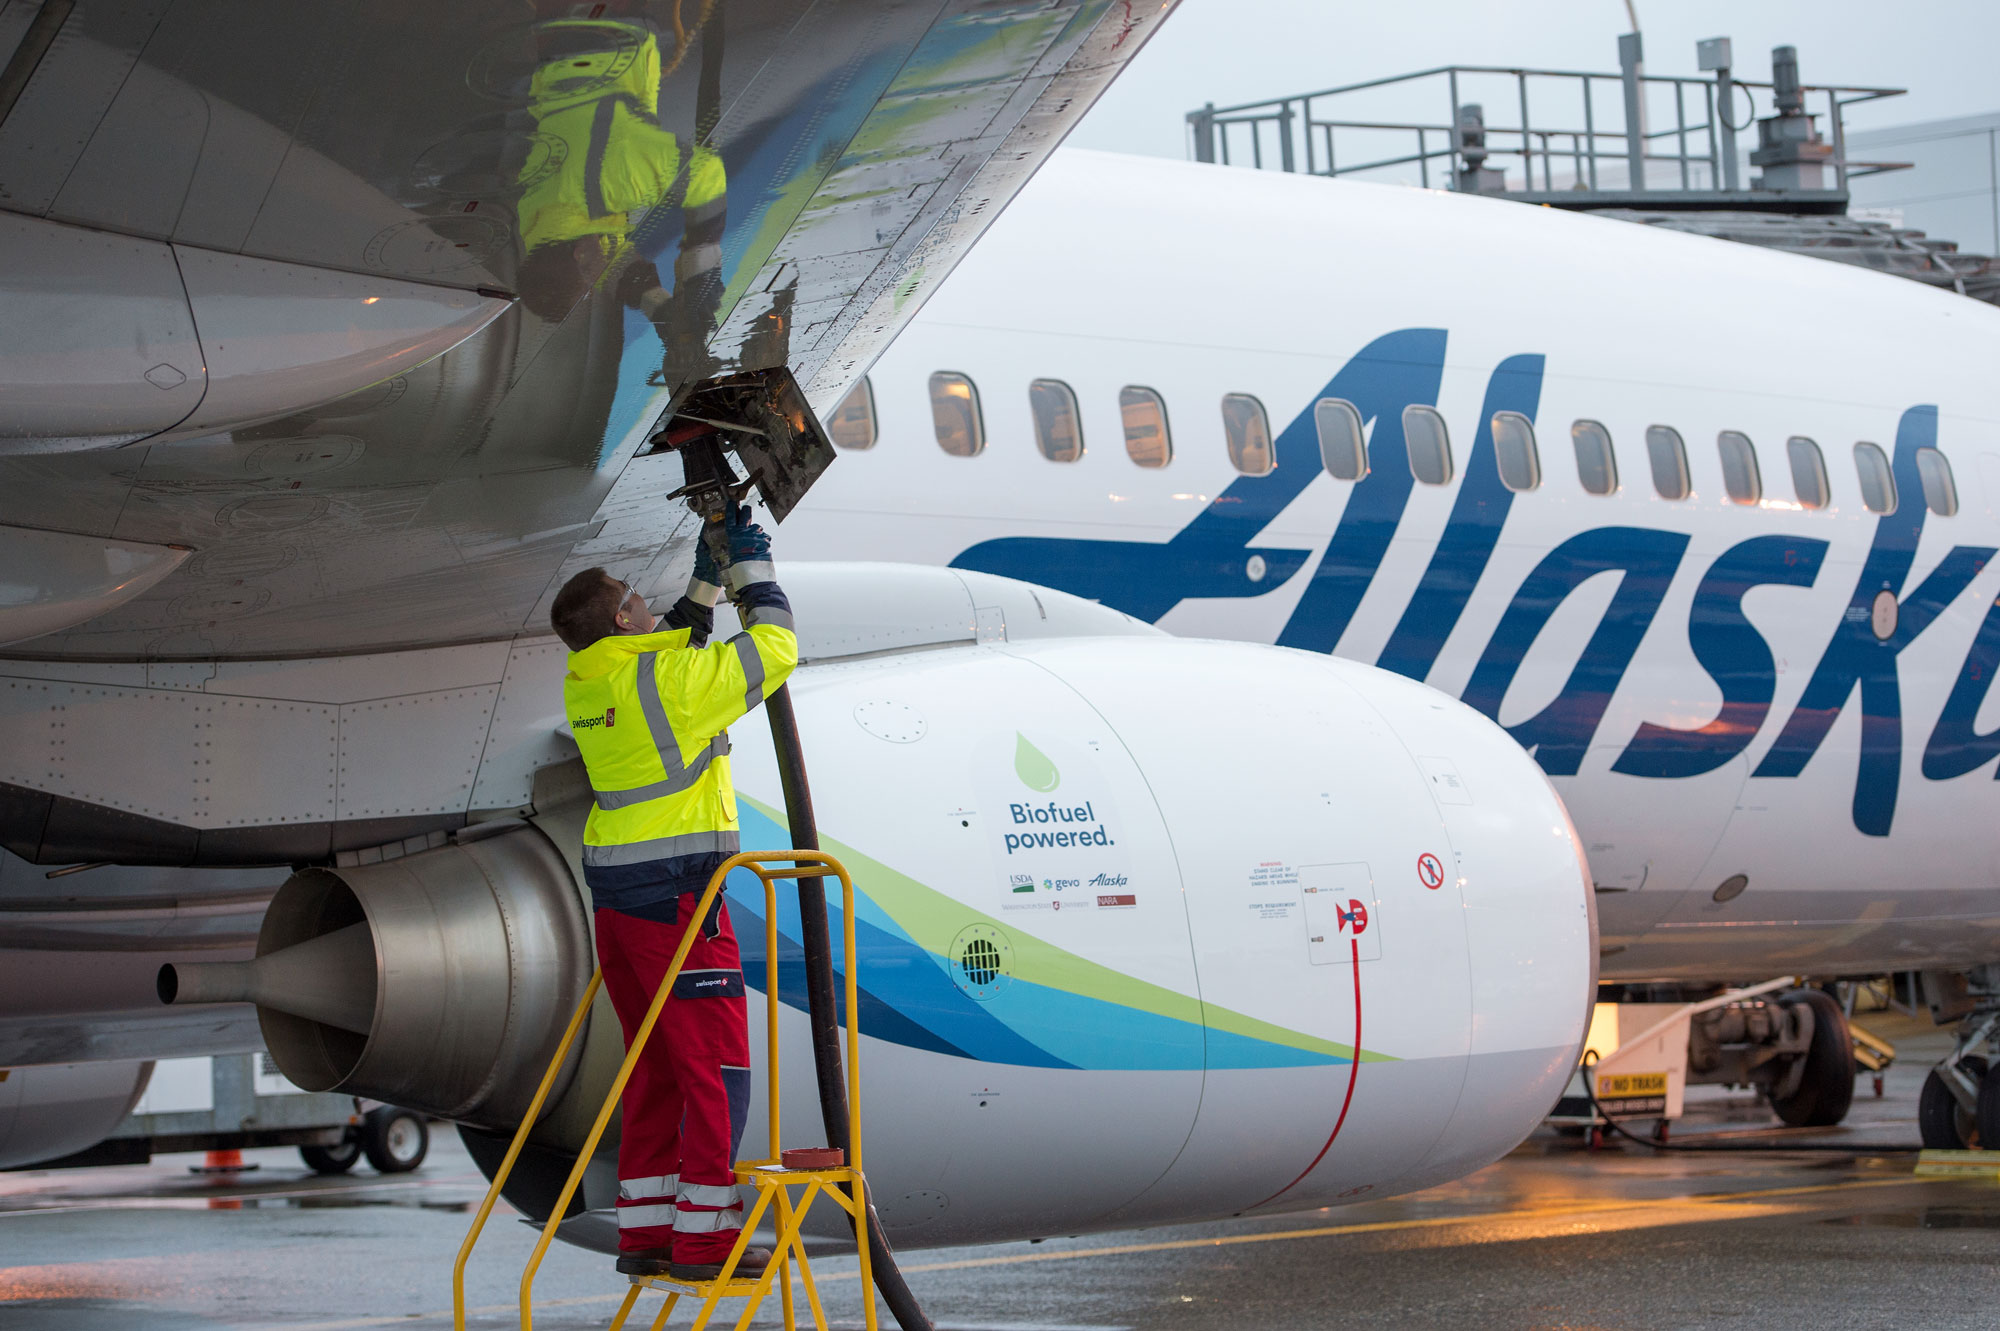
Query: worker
514,16,728,371
548,505,796,1280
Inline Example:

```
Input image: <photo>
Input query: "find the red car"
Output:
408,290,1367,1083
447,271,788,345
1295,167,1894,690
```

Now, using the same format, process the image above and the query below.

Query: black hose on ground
764,682,935,1331
1577,1057,1923,1154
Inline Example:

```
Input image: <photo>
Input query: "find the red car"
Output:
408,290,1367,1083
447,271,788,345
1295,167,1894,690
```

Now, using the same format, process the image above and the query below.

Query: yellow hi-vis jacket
517,21,728,260
563,594,795,911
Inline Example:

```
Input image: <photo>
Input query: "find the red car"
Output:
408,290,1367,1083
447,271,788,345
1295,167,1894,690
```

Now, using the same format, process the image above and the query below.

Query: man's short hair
551,568,624,652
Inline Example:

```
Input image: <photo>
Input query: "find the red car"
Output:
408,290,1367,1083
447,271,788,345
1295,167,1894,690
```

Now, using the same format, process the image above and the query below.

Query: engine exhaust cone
159,922,376,1034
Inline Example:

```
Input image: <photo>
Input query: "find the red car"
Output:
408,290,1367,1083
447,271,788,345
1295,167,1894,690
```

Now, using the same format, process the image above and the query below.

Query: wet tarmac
3,1014,1995,1330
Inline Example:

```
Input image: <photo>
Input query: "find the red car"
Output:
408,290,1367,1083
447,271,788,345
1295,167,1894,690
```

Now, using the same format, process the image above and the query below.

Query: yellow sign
1596,1070,1668,1099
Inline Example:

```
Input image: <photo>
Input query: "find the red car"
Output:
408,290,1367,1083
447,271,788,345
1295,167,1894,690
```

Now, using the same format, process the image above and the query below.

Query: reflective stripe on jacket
563,587,796,912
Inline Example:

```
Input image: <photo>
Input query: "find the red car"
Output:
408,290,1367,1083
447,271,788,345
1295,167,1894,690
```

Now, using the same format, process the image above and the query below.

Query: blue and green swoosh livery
725,800,1393,1072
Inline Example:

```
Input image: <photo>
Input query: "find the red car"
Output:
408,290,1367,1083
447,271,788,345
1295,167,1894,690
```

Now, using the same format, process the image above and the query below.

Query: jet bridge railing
1187,59,1906,201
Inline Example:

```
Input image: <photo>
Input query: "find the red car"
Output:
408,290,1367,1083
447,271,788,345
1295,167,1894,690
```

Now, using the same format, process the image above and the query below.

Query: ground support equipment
452,850,877,1331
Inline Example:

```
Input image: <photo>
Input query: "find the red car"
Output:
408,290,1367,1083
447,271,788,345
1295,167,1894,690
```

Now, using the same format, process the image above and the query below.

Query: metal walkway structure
1187,35,2000,306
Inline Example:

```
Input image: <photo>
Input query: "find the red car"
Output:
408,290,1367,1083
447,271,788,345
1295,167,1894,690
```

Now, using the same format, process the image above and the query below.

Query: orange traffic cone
191,1147,258,1176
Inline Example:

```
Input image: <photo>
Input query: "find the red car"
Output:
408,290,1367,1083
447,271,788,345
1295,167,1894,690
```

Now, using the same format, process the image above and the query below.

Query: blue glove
723,504,775,592
687,527,723,607
725,504,771,562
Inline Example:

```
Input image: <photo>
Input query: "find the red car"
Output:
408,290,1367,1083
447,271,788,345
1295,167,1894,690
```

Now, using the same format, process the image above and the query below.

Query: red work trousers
595,899,752,1261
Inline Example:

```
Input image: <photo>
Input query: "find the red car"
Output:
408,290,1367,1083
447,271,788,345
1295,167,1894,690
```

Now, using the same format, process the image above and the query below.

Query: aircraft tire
300,1129,362,1175
1768,989,1856,1128
1974,1061,2000,1150
361,1106,429,1174
1919,1057,1986,1149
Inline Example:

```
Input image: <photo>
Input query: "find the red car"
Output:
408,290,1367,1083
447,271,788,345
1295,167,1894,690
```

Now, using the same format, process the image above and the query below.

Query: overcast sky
1068,0,2000,160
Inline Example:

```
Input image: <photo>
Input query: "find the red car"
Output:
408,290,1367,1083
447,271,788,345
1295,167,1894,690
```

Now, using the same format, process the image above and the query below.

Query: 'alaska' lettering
1375,354,1545,678
1462,527,1688,776
1923,591,2000,780
1614,535,1828,779
951,329,1448,623
1752,407,1994,835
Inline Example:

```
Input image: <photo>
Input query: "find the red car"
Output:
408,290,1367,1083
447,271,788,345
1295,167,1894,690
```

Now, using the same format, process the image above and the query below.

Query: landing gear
300,1128,363,1175
1917,969,2000,1150
1767,989,1856,1128
1919,1057,1986,1149
360,1106,429,1173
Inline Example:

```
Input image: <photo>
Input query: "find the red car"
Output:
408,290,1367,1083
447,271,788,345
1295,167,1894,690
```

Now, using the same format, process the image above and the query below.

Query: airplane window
1403,405,1453,485
1222,393,1274,476
1492,411,1540,492
827,377,876,450
1120,386,1172,468
1314,397,1367,481
1787,436,1829,509
1029,379,1084,462
1645,425,1690,500
1571,420,1618,495
1854,441,1897,514
1718,431,1762,505
929,372,985,457
1917,446,1959,516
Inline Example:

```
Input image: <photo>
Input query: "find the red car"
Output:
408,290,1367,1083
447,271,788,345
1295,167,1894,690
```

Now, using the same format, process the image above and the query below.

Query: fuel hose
763,681,935,1330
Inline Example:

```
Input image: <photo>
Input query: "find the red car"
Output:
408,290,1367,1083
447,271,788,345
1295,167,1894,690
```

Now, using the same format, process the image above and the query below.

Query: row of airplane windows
825,373,1961,518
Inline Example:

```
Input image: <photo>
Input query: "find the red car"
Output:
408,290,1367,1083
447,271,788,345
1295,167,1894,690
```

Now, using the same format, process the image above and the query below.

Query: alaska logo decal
952,331,2000,838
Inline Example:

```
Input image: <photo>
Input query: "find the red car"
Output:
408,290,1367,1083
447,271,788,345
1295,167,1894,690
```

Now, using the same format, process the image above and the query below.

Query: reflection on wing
0,0,1176,658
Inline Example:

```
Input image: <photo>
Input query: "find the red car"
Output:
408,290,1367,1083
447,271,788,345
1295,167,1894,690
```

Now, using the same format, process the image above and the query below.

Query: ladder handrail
463,850,861,1331
452,969,602,1331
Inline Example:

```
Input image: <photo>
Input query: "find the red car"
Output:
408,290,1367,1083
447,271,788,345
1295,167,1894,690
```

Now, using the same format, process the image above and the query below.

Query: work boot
669,1244,772,1282
614,1248,673,1277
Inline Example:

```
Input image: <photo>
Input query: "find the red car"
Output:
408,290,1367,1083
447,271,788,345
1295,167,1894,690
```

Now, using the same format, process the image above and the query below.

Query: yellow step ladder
452,850,877,1331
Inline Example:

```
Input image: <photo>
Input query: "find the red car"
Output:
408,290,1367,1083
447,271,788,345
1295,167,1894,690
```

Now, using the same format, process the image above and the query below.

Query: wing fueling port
651,366,840,528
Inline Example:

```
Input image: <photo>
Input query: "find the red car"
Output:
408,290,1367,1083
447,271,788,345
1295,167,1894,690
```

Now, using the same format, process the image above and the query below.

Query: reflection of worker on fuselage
549,509,796,1281
515,19,727,367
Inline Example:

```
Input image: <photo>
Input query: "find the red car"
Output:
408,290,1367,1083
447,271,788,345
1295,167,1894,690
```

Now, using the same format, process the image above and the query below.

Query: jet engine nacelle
730,635,1595,1241
163,629,1592,1246
160,822,591,1130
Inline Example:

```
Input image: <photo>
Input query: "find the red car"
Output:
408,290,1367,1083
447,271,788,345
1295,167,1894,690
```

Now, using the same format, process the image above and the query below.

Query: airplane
0,0,1610,1270
9,36,1981,1273
0,0,1600,1267
777,146,2000,1149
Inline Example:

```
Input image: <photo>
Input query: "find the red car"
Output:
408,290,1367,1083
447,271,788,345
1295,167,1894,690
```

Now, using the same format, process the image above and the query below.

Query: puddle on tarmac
213,1193,472,1212
1824,1207,2000,1229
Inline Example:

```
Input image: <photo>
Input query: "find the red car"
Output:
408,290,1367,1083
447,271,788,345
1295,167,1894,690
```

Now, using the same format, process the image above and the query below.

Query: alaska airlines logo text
954,328,2000,838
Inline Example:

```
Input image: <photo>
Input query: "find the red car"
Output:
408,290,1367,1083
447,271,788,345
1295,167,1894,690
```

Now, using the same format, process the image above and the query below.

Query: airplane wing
0,0,1175,658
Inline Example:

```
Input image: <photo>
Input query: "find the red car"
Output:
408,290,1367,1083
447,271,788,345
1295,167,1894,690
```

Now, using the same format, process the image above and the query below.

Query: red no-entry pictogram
1417,853,1444,890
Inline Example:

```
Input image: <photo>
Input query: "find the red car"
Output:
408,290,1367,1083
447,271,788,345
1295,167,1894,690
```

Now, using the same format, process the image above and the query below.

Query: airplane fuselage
781,148,2000,983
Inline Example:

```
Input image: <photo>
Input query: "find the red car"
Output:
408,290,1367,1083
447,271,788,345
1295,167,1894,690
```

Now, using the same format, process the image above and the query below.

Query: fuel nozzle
652,417,755,583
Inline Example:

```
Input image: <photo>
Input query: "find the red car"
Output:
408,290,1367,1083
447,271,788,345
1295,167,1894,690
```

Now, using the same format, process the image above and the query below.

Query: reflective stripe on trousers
672,1203,743,1234
619,1173,678,1201
618,1203,677,1228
